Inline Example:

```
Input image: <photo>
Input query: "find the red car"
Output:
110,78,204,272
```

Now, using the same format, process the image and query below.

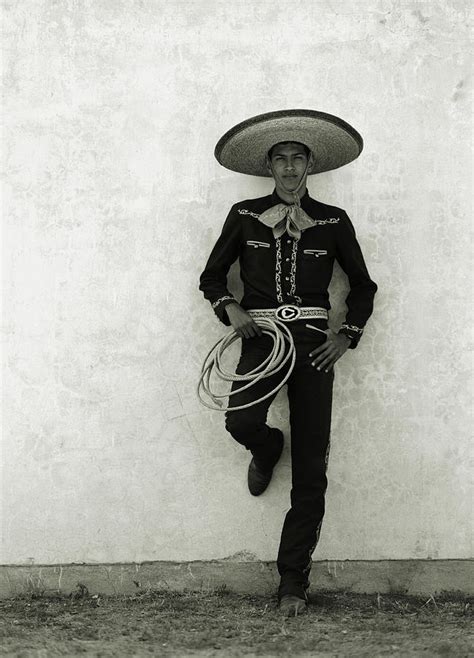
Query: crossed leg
224,335,288,468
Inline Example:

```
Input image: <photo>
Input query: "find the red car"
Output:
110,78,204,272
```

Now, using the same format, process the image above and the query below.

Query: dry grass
0,586,472,656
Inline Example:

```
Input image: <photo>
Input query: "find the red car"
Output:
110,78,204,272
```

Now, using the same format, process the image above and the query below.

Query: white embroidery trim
275,237,302,304
313,217,340,225
275,238,283,303
289,238,302,304
237,209,261,219
246,240,270,248
238,208,340,225
303,438,331,574
341,323,364,335
303,249,328,257
211,295,235,309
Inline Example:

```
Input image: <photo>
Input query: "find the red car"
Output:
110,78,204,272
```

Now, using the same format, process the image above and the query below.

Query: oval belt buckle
274,304,301,322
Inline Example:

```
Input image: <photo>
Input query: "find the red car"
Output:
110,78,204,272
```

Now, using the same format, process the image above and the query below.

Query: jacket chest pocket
303,248,328,258
242,239,273,270
246,240,271,249
297,246,333,294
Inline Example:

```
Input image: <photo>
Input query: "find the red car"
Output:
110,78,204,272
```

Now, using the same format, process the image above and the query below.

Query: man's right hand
225,303,263,339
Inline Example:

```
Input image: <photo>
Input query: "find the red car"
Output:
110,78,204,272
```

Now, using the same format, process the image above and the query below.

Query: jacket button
286,240,291,244
285,257,290,262
285,276,289,281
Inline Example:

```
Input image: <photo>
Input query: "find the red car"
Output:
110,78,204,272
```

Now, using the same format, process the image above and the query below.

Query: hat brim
214,109,363,177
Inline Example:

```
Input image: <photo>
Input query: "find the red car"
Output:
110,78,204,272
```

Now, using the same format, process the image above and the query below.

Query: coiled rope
197,318,296,411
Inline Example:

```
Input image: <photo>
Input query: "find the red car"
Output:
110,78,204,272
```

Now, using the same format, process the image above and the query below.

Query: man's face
266,142,312,192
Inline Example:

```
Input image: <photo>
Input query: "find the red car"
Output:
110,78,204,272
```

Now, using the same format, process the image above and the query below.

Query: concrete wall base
1,560,471,599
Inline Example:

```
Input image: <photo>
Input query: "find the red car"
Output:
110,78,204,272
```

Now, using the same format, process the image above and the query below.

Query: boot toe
247,459,272,496
247,429,284,496
279,595,307,617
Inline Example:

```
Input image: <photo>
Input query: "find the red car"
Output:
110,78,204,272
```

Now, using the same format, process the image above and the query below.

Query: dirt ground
0,586,471,657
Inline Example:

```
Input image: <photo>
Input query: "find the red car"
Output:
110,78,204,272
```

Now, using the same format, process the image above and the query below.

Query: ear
265,154,273,175
308,151,315,170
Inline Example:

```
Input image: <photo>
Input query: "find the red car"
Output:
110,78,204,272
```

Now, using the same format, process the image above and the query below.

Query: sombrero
214,109,363,177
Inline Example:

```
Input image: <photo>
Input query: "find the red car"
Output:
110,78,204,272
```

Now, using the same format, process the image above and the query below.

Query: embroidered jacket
199,189,377,348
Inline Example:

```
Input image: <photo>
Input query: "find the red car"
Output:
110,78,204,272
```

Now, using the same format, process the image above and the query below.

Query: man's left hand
309,330,351,372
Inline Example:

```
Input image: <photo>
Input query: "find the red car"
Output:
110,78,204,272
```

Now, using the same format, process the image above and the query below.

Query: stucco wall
2,0,471,565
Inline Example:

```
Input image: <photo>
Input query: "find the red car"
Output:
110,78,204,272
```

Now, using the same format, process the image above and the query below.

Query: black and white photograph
1,0,472,655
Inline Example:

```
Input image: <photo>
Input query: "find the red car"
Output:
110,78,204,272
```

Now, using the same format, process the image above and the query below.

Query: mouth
282,177,299,186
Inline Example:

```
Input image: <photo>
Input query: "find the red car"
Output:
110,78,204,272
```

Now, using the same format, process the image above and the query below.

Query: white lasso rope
197,318,296,411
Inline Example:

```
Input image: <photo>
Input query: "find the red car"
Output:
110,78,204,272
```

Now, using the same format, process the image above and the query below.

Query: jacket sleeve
335,211,378,349
199,205,242,326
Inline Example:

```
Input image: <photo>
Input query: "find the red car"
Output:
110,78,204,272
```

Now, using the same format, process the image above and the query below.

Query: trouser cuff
278,572,310,601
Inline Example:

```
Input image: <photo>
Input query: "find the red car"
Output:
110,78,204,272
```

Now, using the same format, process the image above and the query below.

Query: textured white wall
2,0,471,564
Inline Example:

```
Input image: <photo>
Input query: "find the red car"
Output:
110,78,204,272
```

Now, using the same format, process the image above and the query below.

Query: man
199,110,377,616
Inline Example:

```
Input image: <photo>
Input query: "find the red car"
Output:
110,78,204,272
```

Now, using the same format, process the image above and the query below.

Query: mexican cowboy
199,109,378,616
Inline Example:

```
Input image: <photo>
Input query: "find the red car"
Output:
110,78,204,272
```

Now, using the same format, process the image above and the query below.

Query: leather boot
247,428,284,496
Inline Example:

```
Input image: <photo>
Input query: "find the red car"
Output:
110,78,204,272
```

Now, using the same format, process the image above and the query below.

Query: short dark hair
268,141,310,159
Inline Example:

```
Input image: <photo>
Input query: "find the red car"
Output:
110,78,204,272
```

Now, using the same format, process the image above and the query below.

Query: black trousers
225,318,334,596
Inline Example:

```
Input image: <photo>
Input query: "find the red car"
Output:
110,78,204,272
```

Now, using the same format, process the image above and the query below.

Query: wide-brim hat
214,109,363,177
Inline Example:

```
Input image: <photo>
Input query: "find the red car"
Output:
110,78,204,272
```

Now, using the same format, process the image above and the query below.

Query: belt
247,304,328,323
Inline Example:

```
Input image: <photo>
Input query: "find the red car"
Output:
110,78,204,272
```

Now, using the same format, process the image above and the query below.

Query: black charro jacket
199,189,377,348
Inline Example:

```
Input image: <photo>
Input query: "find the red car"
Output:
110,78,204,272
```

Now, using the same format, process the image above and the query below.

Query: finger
248,323,261,338
311,346,334,366
309,345,330,360
309,340,331,357
251,322,263,337
316,353,337,371
312,348,336,369
322,355,338,372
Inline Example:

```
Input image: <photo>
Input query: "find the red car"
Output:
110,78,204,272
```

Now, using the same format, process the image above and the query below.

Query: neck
274,183,307,205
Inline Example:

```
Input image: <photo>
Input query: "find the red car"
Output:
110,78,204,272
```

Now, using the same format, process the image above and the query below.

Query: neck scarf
258,158,317,239
258,203,317,239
